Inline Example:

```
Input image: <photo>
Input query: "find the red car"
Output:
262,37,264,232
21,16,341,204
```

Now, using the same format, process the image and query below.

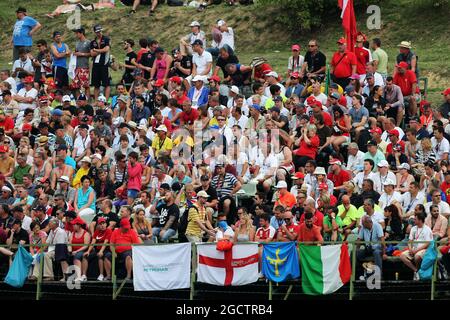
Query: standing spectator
371,38,388,80
179,21,207,57
396,41,419,80
119,39,137,89
126,151,144,205
354,33,371,77
110,218,143,281
11,7,42,61
72,28,91,99
50,31,71,89
393,61,418,119
90,25,111,101
330,37,357,89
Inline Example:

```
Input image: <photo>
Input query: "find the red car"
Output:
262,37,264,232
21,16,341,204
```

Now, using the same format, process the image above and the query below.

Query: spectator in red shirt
0,110,14,136
330,37,357,89
300,198,324,231
393,61,418,117
297,211,324,245
276,211,299,242
83,217,112,281
327,158,351,193
441,172,450,205
109,218,143,281
354,33,371,76
386,129,406,155
293,124,320,169
311,100,332,126
172,99,199,131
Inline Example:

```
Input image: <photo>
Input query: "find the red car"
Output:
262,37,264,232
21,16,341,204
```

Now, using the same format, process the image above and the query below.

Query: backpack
178,204,198,236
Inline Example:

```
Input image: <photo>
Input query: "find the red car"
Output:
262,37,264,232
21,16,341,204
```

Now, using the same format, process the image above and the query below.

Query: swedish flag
261,242,300,282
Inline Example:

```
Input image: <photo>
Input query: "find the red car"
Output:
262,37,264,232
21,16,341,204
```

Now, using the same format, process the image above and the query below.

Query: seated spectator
297,211,323,245
400,211,433,280
338,195,360,238
68,217,90,282
383,204,404,241
255,213,276,243
233,212,255,242
83,217,112,281
424,204,448,240
152,190,179,243
74,175,96,223
323,206,344,242
425,189,450,218
110,218,143,281
276,211,299,242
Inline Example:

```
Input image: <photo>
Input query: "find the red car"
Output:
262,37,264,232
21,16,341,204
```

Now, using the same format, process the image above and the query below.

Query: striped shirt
211,173,238,199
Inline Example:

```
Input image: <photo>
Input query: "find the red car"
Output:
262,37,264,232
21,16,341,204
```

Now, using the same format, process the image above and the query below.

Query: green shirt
363,150,386,172
338,204,362,227
323,215,344,241
12,164,31,184
372,48,388,75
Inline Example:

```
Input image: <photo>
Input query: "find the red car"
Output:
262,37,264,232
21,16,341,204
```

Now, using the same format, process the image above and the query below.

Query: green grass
0,0,449,104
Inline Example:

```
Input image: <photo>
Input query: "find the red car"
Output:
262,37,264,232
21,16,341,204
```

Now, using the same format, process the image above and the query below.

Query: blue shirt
270,216,284,230
349,106,369,125
13,16,38,46
52,42,68,68
358,221,384,250
286,84,305,98
65,156,77,170
77,187,96,211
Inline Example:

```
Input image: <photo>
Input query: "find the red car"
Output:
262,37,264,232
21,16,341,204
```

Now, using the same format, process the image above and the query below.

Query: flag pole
325,64,330,96
190,242,197,300
349,241,357,300
268,281,273,300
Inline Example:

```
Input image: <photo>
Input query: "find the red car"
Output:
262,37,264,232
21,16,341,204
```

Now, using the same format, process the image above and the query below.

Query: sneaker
413,272,420,281
103,276,111,282
97,274,105,281
80,275,87,282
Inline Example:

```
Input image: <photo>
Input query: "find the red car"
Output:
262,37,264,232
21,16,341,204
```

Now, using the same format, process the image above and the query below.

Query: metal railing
0,240,447,300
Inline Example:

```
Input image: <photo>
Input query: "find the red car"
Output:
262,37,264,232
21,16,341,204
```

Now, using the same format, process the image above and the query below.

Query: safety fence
0,240,447,300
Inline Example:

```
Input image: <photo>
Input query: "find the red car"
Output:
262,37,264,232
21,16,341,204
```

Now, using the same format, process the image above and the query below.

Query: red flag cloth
338,0,357,53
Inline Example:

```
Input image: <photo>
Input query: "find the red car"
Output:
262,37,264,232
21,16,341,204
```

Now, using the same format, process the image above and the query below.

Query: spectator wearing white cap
180,21,207,56
372,159,397,194
208,19,235,58
188,75,209,108
151,125,173,159
378,178,402,210
274,180,296,210
0,186,14,206
395,163,415,193
264,71,286,98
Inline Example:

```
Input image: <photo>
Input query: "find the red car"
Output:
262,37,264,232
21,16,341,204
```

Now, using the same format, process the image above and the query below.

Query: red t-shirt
275,191,297,209
327,169,351,188
93,228,112,250
297,135,320,159
255,63,273,80
151,118,173,134
0,117,14,132
136,48,149,63
171,92,189,106
355,47,370,75
441,181,450,205
300,210,324,230
256,226,275,241
297,223,324,242
393,70,417,96
277,223,300,241
110,228,141,253
331,51,357,78
180,108,200,125
386,140,406,155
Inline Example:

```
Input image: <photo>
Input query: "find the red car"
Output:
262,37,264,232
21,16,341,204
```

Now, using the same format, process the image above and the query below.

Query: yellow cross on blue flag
261,242,300,282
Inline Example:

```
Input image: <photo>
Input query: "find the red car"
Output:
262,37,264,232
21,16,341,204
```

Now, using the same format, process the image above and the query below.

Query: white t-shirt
192,50,213,76
227,115,249,130
359,211,385,226
352,172,376,190
431,137,450,161
12,58,34,82
360,72,384,87
409,225,433,250
5,77,17,94
288,55,305,73
425,201,450,216
16,87,38,111
264,83,286,98
73,135,91,157
216,227,235,241
373,171,397,194
216,28,235,50
381,127,405,143
22,215,32,232
305,93,328,107
401,192,426,215
379,191,402,210
346,150,365,173
249,147,278,178
247,95,268,108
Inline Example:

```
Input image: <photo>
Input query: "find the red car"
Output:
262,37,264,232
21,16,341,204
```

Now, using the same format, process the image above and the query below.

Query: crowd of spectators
1,4,450,283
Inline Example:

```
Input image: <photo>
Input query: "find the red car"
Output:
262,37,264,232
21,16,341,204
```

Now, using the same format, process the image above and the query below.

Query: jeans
152,227,177,243
356,246,383,276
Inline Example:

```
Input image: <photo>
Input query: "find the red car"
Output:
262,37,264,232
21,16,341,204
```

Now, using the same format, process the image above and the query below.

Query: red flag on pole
338,0,357,53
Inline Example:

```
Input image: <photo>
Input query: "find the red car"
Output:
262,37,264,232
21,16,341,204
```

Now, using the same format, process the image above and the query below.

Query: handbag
216,239,233,251
5,245,33,288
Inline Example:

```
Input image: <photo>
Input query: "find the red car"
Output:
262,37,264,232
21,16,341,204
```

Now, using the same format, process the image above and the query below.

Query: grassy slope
0,0,449,104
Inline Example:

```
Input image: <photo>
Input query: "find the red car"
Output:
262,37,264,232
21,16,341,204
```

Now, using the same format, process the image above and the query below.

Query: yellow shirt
72,167,89,189
185,204,206,237
306,84,344,95
0,157,14,175
151,136,173,157
173,135,194,148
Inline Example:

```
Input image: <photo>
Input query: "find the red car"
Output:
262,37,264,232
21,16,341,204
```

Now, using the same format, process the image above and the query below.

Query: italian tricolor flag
299,244,352,295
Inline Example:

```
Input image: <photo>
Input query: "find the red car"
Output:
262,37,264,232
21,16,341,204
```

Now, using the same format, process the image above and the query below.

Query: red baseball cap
306,96,317,105
292,172,305,179
22,123,32,132
0,145,9,153
337,37,346,44
329,158,342,166
388,129,400,137
442,88,450,96
120,218,131,229
208,75,221,82
319,182,328,190
290,72,300,79
396,61,409,69
369,127,383,135
70,217,86,225
314,100,323,108
154,79,165,87
291,44,300,51
97,217,107,224
169,76,182,84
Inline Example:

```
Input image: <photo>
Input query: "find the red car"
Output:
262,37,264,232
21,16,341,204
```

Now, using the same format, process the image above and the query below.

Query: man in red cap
369,127,388,154
13,75,38,111
0,109,14,137
438,88,450,120
110,218,143,281
290,172,306,197
287,44,304,80
327,158,351,193
393,61,418,118
386,129,405,156
330,37,357,89
286,72,304,98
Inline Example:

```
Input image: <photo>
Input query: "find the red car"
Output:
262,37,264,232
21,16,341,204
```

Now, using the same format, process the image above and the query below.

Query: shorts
127,189,139,199
86,248,112,261
72,68,90,89
53,66,69,88
401,249,426,260
91,65,110,87
73,250,86,261
117,250,133,261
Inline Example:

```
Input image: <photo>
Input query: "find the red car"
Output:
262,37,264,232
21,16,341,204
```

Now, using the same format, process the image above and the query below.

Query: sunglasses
217,119,226,121
308,45,316,47
284,218,291,222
